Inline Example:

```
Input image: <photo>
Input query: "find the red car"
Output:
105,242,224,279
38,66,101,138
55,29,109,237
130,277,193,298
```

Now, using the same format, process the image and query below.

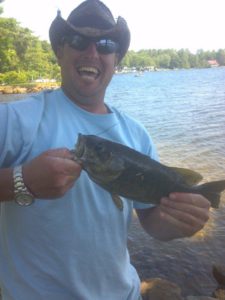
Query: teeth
78,67,99,74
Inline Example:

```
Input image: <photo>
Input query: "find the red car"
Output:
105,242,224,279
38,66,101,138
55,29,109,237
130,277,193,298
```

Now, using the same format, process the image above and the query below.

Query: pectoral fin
111,194,123,211
170,167,203,185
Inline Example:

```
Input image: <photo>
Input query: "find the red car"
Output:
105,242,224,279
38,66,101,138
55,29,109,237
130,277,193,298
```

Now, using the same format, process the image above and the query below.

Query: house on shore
207,59,219,67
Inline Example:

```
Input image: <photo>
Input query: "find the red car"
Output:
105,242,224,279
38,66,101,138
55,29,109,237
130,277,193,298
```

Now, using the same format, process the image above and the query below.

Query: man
0,1,210,299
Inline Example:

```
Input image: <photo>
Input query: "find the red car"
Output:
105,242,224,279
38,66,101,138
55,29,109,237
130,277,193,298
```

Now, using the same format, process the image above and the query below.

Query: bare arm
136,193,210,241
0,148,82,202
0,168,14,201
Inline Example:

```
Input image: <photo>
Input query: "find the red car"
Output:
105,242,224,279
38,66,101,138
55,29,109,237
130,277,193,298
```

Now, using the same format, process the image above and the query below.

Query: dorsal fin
170,167,203,185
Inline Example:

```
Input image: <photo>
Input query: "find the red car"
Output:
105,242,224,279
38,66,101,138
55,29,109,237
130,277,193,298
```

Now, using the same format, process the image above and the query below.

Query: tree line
0,17,60,84
120,48,225,70
0,9,225,84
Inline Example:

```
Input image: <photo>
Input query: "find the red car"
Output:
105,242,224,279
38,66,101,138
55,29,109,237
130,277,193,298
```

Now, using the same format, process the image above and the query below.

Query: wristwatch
13,165,35,206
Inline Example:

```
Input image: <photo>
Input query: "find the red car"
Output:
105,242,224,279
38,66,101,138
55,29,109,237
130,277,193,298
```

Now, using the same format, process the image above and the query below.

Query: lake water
1,67,225,297
107,67,225,297
107,67,225,179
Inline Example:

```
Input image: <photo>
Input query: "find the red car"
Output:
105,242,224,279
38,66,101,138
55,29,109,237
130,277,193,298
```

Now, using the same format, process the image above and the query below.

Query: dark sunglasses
62,34,120,55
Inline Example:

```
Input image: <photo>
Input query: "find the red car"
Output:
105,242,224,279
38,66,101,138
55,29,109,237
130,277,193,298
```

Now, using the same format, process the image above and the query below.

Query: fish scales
73,134,225,210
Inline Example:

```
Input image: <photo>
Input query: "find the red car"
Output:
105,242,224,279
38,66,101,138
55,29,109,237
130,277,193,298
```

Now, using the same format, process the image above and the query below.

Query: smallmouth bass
72,134,225,210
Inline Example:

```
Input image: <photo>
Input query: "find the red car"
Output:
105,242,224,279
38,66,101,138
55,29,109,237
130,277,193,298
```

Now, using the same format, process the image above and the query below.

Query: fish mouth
74,134,86,159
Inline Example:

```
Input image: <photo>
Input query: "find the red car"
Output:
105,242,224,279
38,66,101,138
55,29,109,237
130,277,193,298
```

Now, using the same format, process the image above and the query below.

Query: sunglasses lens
96,39,119,54
66,35,89,51
64,35,119,54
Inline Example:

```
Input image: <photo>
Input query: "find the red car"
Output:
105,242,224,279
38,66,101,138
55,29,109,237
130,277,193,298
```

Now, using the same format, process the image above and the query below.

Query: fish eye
95,143,105,153
94,143,111,161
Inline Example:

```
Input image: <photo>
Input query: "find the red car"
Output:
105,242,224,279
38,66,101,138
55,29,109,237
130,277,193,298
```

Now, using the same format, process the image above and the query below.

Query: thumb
44,148,74,160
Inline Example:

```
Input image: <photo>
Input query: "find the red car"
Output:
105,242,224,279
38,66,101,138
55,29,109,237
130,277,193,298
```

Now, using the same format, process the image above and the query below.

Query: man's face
56,35,119,106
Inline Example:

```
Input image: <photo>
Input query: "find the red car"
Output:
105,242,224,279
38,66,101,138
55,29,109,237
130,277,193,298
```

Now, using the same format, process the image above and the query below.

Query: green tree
169,51,181,69
0,18,23,72
156,54,171,68
0,12,225,85
0,0,4,15
216,49,225,66
0,16,61,81
177,49,190,68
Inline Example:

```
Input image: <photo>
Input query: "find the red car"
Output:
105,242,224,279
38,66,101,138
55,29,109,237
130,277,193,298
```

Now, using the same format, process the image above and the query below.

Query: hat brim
49,15,130,62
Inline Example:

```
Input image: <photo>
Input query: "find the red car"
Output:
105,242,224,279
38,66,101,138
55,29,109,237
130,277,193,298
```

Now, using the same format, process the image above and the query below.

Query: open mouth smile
77,66,100,80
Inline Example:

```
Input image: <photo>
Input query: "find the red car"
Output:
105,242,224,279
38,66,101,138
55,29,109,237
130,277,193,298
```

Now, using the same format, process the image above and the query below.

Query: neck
74,101,109,114
62,87,109,114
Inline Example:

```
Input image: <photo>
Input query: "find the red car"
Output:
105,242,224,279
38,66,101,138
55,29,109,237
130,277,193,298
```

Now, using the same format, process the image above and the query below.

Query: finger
38,175,78,199
62,159,82,175
44,148,74,159
169,193,210,209
161,196,210,221
159,209,197,237
44,152,82,175
160,205,207,229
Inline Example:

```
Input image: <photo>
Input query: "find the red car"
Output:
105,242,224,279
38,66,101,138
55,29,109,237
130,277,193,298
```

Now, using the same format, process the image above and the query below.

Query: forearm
0,149,82,205
0,168,14,202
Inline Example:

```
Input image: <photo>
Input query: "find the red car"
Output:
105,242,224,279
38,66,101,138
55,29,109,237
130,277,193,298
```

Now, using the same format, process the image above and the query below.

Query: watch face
15,194,34,206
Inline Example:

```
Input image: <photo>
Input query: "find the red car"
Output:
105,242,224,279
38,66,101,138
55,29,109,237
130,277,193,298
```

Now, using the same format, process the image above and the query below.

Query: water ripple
107,68,225,296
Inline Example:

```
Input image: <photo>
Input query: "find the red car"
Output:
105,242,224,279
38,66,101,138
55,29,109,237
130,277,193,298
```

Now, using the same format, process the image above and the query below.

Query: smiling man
0,1,210,300
49,1,128,113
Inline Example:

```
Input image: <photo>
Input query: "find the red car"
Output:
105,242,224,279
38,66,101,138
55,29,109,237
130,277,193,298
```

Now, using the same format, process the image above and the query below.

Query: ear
114,53,119,67
55,46,64,64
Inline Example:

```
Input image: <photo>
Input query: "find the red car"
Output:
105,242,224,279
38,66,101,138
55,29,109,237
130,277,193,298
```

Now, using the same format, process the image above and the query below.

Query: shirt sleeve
0,96,44,168
0,103,24,167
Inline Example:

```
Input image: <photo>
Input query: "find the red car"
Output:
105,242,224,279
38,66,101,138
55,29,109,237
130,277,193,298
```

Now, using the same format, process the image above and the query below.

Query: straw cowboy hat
49,0,130,62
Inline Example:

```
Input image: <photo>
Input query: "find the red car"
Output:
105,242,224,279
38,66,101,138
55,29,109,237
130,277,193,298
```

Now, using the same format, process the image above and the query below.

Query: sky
1,0,225,53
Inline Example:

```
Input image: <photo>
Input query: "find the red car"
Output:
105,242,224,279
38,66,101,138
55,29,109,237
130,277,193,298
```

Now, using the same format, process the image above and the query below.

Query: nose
84,42,99,57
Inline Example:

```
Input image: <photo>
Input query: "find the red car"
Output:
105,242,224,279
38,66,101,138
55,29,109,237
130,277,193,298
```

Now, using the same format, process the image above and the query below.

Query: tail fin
195,180,225,208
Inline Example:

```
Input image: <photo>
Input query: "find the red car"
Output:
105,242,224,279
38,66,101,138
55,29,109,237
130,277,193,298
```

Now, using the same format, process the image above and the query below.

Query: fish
72,134,225,210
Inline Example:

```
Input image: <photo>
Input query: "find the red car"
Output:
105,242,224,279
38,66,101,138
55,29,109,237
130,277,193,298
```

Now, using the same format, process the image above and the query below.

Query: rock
27,86,42,93
12,87,27,94
212,265,225,299
186,296,216,300
213,289,225,300
0,83,59,95
1,86,14,94
213,265,225,287
141,278,183,300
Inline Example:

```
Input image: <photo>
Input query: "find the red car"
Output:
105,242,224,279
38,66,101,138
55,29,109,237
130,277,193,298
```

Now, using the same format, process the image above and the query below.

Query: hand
159,193,210,238
22,148,82,199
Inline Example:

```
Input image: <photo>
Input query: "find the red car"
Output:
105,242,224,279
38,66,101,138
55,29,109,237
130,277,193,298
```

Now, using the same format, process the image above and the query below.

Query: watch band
13,165,34,206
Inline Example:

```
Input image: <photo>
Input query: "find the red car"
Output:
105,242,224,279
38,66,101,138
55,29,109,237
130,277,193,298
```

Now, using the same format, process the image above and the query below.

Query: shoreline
1,67,224,95
0,83,60,95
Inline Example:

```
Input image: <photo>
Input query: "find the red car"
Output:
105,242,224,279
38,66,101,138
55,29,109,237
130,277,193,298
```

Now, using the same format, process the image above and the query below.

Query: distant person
0,1,210,299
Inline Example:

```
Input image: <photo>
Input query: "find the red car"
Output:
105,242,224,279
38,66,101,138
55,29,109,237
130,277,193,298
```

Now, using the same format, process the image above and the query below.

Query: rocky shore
140,270,225,299
0,268,224,300
128,213,225,300
0,83,59,95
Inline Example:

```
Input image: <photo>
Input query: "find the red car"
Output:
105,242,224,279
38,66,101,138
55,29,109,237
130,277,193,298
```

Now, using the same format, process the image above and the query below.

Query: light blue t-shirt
0,89,158,300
